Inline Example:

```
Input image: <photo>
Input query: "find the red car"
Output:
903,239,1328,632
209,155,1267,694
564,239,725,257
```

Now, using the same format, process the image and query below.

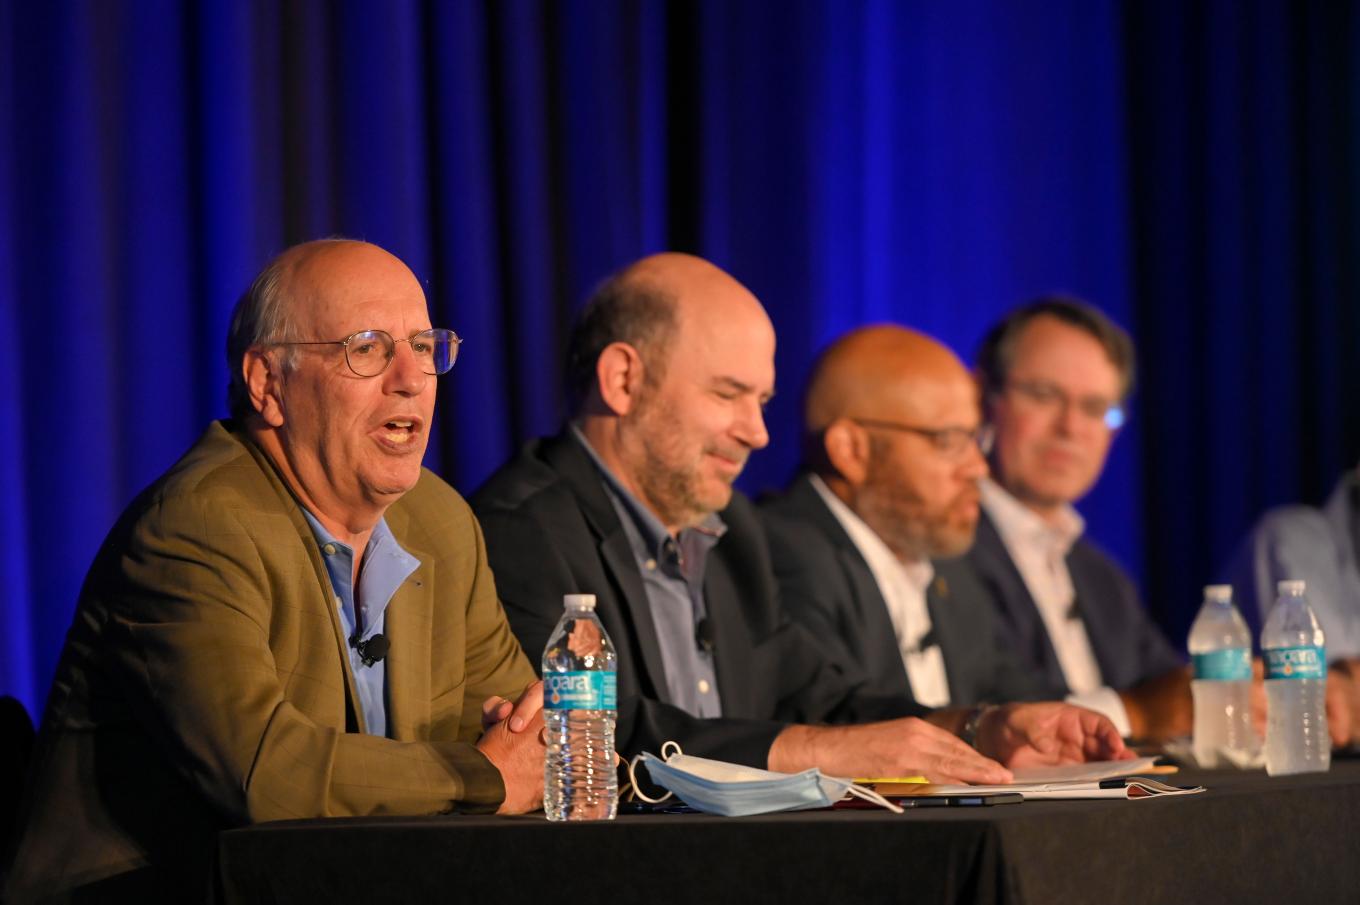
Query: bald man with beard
474,257,1129,784
761,325,1043,711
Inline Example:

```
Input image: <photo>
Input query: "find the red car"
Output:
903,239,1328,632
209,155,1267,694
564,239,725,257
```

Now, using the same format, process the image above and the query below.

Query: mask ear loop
623,741,684,805
844,782,905,814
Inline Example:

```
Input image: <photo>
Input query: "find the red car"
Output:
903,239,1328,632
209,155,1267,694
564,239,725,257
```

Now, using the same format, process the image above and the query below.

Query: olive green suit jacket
4,421,535,903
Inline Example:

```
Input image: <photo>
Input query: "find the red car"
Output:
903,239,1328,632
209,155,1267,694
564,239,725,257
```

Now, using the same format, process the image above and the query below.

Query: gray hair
224,253,301,422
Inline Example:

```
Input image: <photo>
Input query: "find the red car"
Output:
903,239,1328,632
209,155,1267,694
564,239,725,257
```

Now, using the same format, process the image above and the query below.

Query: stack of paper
869,759,1204,800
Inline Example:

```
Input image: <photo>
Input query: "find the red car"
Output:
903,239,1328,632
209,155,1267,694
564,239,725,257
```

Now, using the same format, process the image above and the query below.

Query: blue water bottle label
1192,648,1252,681
543,671,618,710
1263,646,1326,680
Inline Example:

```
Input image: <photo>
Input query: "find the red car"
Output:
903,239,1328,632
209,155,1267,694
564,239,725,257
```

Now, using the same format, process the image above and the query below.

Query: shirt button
645,558,657,571
697,679,711,694
323,543,337,556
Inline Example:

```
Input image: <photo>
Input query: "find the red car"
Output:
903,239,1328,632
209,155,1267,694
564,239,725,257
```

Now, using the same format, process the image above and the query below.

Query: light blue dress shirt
1226,472,1360,660
301,510,420,737
570,425,726,718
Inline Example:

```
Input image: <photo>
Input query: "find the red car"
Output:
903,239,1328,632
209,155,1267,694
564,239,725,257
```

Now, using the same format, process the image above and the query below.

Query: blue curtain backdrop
1,0,1356,717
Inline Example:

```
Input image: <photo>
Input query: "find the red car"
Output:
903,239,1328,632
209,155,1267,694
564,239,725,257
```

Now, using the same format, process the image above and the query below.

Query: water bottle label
1263,646,1326,680
1192,648,1251,681
543,671,618,710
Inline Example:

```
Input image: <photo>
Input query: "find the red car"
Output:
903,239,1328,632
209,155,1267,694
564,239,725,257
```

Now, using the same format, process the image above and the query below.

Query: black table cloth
216,759,1360,905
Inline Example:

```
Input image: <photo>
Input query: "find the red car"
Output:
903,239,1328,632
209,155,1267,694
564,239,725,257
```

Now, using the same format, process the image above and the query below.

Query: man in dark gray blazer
762,326,1043,711
968,298,1187,742
474,254,1130,783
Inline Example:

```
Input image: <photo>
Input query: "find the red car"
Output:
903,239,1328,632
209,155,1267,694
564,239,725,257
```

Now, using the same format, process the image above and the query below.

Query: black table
216,760,1360,905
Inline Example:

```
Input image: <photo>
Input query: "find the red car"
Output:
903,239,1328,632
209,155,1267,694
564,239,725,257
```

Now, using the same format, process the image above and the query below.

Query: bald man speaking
762,325,1042,713
6,240,543,904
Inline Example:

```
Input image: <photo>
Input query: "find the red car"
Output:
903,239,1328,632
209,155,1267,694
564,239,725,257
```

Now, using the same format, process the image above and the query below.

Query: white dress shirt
980,478,1132,736
812,475,951,707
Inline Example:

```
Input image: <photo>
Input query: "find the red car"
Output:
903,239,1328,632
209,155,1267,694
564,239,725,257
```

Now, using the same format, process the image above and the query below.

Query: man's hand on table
767,717,1014,785
477,680,546,814
975,702,1132,769
1326,660,1360,748
1117,666,1193,742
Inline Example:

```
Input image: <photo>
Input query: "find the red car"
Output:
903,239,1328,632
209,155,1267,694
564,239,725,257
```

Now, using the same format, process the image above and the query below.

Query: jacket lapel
974,512,1069,694
238,428,367,733
378,503,433,742
784,475,912,697
925,576,962,704
542,434,671,699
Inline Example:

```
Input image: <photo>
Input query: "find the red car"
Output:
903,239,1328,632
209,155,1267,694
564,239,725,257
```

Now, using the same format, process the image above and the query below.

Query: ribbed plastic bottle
1261,579,1330,776
1187,584,1257,767
542,593,618,820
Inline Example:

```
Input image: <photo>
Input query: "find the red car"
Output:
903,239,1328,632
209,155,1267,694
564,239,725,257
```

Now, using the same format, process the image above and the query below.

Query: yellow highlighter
854,776,928,784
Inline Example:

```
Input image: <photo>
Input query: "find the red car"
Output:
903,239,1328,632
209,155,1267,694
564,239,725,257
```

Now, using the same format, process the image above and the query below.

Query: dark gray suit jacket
965,510,1182,697
760,474,1045,709
471,432,925,769
467,430,924,762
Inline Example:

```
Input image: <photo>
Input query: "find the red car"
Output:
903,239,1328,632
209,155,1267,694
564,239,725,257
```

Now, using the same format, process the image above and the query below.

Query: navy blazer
760,474,1045,709
471,432,925,768
965,509,1183,696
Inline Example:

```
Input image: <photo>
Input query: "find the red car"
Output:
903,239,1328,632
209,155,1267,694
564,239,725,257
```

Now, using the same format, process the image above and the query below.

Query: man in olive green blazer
4,241,541,903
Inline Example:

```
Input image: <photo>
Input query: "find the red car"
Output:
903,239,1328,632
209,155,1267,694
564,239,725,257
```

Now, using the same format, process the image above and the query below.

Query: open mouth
380,419,419,445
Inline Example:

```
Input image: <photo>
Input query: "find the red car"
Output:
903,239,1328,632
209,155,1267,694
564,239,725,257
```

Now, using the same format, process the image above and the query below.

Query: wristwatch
960,703,996,749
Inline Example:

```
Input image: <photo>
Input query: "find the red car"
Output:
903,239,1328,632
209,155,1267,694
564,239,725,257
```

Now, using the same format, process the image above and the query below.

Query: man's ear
595,341,648,416
244,349,286,428
824,418,871,487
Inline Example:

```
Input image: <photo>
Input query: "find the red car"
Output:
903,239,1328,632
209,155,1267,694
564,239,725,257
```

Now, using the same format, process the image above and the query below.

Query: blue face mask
627,742,902,816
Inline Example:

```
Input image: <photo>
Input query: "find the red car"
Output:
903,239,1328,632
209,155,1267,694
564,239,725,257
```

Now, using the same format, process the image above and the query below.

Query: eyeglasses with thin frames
1003,379,1125,430
852,418,994,459
274,328,462,378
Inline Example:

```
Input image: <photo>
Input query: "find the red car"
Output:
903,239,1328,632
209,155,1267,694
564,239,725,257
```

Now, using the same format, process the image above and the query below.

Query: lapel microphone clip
349,633,390,667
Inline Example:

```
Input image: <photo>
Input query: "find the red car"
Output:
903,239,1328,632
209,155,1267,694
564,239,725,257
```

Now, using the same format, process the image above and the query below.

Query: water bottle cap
563,593,597,611
1203,584,1233,602
1276,579,1306,596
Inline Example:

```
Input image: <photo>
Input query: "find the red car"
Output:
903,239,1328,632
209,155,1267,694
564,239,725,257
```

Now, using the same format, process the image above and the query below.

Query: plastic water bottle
542,593,618,820
1187,584,1257,767
1261,580,1329,776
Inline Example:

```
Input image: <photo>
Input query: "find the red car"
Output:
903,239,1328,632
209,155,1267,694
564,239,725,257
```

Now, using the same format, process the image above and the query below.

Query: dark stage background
2,0,1357,718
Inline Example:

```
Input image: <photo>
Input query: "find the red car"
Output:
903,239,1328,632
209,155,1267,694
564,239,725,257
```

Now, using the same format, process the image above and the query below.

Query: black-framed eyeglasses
275,328,462,378
1004,379,1125,430
852,418,994,459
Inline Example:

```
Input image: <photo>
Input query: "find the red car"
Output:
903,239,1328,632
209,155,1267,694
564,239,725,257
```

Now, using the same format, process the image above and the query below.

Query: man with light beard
761,325,1044,711
473,254,1129,782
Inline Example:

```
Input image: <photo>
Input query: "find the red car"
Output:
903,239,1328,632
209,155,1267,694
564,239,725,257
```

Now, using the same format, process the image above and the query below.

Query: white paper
1010,757,1160,783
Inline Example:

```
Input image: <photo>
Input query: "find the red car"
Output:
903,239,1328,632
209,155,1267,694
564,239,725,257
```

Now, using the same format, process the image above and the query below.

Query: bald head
226,239,421,421
805,324,974,437
572,252,775,532
805,325,988,561
272,239,413,305
566,251,772,412
622,251,765,320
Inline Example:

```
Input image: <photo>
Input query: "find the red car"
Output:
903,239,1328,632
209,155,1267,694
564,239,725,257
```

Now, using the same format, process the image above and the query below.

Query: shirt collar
980,477,1084,556
810,474,934,593
569,422,727,556
300,509,401,558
